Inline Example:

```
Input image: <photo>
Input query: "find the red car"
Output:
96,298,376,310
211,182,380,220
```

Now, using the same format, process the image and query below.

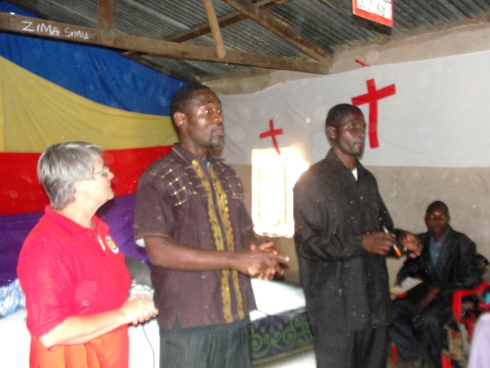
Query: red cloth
0,146,172,215
17,207,131,366
29,326,129,368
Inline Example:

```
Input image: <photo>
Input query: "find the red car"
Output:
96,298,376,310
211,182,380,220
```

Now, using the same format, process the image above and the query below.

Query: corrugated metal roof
7,0,490,82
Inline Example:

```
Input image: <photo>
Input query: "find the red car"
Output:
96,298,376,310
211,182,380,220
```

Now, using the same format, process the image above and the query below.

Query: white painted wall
211,23,490,286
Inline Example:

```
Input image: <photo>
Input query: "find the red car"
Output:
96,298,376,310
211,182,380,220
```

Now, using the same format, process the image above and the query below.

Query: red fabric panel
0,146,172,215
102,146,172,197
0,152,44,215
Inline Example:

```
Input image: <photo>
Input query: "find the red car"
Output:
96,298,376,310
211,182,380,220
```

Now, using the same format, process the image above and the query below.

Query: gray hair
37,142,102,210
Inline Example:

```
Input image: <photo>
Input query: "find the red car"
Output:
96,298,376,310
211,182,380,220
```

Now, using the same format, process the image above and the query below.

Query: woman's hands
120,294,158,325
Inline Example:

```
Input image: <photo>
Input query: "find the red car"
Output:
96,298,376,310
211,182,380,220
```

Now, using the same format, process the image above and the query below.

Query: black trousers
312,325,387,368
390,297,452,367
159,321,252,368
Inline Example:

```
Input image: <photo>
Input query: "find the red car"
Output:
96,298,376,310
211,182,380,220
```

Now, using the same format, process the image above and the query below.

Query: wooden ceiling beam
222,0,332,65
202,0,226,59
0,12,328,74
123,53,202,84
165,0,288,43
112,33,328,74
98,0,114,43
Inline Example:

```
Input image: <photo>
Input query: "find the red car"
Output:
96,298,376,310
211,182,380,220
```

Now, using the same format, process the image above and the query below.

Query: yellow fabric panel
0,56,178,152
0,59,3,152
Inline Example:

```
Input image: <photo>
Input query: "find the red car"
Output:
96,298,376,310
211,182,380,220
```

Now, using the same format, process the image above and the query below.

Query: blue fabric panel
0,194,149,288
0,1,188,115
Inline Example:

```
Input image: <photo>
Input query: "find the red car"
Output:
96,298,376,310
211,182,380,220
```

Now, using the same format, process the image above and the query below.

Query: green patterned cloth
250,307,313,362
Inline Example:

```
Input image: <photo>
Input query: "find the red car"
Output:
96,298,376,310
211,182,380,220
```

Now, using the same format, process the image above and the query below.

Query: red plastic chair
451,281,488,339
391,281,488,367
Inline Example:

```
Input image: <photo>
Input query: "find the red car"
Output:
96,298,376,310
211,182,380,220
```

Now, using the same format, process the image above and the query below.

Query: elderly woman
17,142,158,368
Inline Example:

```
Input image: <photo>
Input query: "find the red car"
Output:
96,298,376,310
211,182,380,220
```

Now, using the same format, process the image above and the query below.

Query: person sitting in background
17,142,158,368
390,201,481,367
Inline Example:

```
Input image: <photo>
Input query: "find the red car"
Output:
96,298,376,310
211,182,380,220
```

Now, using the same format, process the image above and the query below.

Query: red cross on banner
351,79,396,148
259,119,283,155
355,59,370,68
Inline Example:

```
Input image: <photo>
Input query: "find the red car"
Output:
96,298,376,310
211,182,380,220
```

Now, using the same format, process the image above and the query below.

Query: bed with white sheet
0,278,311,368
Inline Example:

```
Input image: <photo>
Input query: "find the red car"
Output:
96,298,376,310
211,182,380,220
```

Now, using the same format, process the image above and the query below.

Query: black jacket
397,227,481,303
294,149,393,332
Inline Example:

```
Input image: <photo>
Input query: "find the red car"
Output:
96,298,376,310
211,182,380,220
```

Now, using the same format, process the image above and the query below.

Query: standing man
293,103,420,368
390,201,481,367
134,84,287,368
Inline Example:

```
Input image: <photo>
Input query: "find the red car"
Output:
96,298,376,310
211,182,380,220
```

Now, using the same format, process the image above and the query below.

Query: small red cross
355,59,370,67
259,119,283,155
351,79,396,148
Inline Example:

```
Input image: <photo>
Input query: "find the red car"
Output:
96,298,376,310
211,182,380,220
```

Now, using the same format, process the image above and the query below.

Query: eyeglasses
93,165,110,177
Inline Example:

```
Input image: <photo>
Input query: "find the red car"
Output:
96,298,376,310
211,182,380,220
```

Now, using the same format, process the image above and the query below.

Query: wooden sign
352,0,393,27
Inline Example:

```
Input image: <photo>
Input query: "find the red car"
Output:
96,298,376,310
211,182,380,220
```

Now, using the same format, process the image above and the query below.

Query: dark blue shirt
430,228,450,265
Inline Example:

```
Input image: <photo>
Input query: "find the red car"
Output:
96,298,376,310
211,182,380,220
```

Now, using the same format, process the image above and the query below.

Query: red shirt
17,207,131,366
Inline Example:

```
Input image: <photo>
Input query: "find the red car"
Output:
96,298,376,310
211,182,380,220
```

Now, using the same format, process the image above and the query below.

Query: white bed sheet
0,308,161,368
0,280,305,368
250,279,306,321
0,309,30,368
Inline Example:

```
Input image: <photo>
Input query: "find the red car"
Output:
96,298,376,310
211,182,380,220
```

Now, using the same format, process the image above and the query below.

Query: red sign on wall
352,0,393,27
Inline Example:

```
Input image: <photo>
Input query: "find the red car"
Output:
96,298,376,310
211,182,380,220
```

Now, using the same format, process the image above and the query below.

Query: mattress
0,279,311,367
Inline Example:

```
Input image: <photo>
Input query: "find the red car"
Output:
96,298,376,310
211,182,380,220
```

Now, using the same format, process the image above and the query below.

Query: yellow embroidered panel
209,167,245,320
192,160,245,322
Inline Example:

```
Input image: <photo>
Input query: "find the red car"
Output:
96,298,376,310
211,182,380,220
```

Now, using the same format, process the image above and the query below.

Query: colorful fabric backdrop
4,0,490,286
0,2,187,286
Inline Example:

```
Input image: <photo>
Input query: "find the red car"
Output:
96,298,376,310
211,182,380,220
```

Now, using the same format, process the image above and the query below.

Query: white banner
219,50,490,168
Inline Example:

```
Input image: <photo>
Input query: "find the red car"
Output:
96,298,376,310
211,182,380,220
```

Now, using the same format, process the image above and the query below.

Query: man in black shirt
294,104,421,368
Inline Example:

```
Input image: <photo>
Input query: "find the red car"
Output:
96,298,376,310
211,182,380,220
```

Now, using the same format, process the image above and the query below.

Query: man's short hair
169,84,212,127
426,200,450,216
38,141,102,210
325,104,363,128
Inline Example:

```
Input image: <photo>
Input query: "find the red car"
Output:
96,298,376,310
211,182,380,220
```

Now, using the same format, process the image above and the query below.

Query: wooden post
98,0,114,43
202,0,227,59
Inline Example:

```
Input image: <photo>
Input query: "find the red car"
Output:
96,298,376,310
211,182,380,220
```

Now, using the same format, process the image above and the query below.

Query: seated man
390,201,481,367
